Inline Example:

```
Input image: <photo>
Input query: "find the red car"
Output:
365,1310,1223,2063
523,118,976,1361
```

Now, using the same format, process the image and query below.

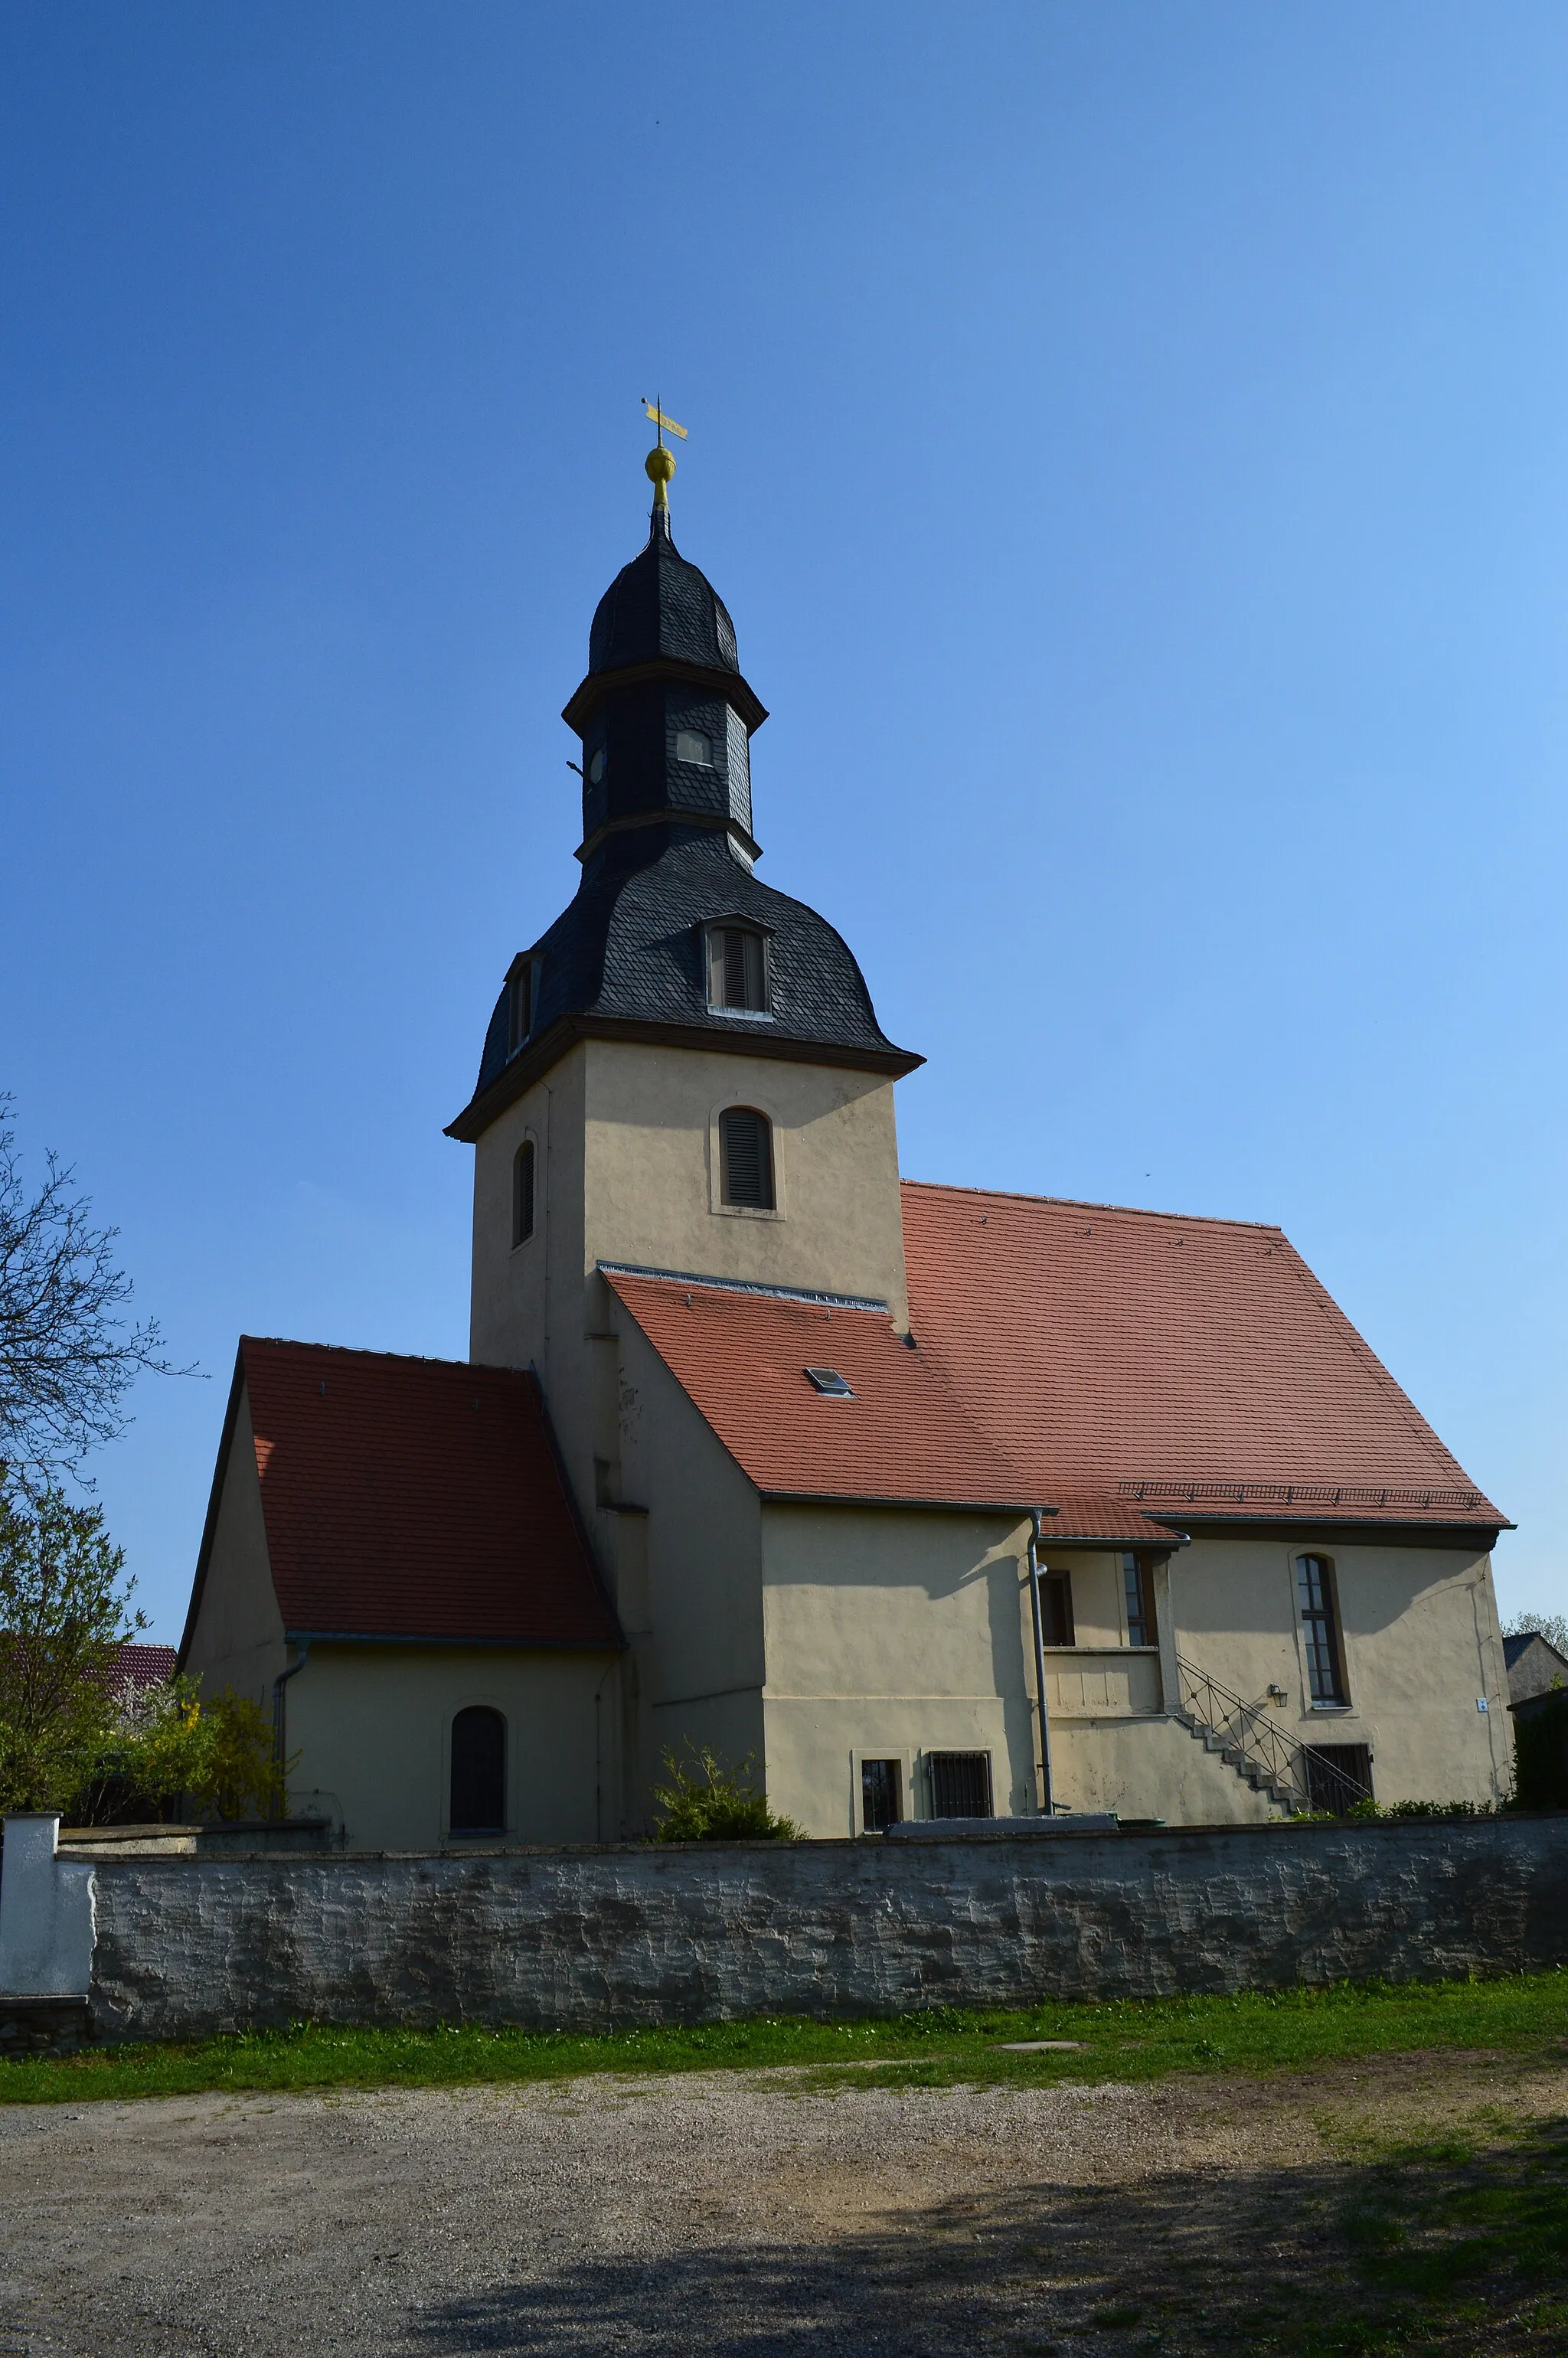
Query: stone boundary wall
80,1815,1568,2042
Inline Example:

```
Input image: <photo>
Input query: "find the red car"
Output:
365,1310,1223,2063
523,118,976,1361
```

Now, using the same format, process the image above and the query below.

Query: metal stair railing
1175,1654,1374,1816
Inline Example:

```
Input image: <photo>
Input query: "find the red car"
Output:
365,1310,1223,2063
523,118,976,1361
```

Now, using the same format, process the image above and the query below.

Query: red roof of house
103,1641,177,1697
900,1184,1504,1529
224,1338,619,1646
602,1269,1181,1538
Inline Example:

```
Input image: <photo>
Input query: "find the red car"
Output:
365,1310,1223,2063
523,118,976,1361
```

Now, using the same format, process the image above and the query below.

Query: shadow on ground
409,2118,1568,2356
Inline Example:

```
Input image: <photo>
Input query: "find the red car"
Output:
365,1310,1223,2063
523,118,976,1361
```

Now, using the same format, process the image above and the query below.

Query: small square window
805,1366,853,1396
675,728,713,766
927,1751,993,1819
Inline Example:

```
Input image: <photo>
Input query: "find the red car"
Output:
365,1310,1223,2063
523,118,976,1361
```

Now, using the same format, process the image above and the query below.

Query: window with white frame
718,1106,774,1209
1296,1553,1347,1704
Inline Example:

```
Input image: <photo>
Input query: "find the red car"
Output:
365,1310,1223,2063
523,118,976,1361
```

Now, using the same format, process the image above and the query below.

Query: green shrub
1511,1689,1568,1812
649,1744,802,1842
70,1677,290,1825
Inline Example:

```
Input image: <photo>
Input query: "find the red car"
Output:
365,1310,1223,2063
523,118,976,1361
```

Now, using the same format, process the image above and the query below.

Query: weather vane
642,398,687,511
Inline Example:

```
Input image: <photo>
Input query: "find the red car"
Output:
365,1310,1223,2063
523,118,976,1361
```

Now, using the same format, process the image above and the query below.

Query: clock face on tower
588,746,607,785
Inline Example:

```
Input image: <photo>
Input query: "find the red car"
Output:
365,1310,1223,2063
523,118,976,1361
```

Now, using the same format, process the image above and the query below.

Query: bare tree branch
0,1095,198,1485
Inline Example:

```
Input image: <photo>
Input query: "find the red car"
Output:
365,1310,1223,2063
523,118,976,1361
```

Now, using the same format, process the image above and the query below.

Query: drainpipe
1027,1510,1055,1815
271,1638,312,1818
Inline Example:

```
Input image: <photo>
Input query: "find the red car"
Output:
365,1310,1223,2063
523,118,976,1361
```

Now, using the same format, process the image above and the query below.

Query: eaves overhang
446,1012,924,1142
563,657,769,737
1141,1510,1509,1549
283,1628,626,1651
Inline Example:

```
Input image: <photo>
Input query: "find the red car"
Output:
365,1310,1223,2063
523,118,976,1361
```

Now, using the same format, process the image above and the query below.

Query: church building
179,441,1514,1847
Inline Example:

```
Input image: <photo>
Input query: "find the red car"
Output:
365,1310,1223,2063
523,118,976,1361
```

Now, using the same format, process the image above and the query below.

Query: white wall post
0,1814,96,1997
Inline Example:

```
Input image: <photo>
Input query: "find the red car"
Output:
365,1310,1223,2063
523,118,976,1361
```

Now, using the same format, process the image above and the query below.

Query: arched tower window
449,1706,506,1834
719,1107,774,1209
512,1138,535,1247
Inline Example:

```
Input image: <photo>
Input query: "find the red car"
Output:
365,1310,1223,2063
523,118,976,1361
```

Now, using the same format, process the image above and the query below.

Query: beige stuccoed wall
468,1040,910,1497
181,1385,288,1712
1168,1532,1514,1808
759,1503,1043,1834
611,1315,767,1831
282,1643,618,1850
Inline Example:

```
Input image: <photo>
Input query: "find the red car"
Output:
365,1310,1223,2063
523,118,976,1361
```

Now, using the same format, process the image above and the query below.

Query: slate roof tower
448,439,924,1559
448,456,918,1148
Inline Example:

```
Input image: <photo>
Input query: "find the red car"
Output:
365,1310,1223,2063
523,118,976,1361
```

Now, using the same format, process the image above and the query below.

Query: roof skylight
805,1366,854,1397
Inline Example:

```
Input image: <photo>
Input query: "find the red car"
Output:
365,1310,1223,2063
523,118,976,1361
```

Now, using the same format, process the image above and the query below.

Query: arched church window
449,1706,506,1834
675,728,713,766
512,1138,535,1247
719,1107,774,1210
707,924,768,1012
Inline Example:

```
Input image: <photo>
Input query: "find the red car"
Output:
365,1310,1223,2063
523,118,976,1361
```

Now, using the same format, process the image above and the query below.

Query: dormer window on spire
706,923,769,1015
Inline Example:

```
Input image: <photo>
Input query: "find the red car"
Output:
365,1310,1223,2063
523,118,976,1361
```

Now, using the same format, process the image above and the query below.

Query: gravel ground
0,2054,1561,2356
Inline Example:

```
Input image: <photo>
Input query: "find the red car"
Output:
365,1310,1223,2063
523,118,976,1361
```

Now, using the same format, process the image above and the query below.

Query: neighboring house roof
185,1339,620,1652
601,1266,1177,1540
107,1641,177,1696
1504,1630,1568,1707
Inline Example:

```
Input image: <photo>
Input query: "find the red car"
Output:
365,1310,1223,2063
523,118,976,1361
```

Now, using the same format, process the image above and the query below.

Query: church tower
445,443,921,1545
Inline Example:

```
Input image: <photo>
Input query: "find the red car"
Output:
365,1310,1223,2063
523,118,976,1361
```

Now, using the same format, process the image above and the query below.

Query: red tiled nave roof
900,1183,1504,1529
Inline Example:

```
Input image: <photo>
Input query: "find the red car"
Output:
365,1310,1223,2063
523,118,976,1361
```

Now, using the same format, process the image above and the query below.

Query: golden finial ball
645,445,677,488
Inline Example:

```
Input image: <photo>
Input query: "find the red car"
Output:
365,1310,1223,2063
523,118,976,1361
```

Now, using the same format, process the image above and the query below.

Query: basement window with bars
707,925,769,1014
1303,1742,1373,1814
927,1751,993,1820
718,1106,775,1210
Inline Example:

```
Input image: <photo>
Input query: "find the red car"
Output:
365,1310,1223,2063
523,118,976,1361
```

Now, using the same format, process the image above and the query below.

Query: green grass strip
3,1970,1566,2106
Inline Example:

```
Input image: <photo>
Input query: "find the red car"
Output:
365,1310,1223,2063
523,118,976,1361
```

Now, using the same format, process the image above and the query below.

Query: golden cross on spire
642,398,687,510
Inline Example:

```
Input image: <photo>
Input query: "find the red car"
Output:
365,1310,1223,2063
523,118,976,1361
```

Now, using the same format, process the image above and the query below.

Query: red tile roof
901,1184,1504,1529
603,1269,1178,1537
227,1339,619,1646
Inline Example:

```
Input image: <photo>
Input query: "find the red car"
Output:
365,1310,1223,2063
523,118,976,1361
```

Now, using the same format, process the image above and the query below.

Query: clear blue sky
2,3,1563,1641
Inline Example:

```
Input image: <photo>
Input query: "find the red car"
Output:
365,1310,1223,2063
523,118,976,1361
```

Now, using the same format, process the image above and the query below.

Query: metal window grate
861,1758,901,1831
928,1750,993,1819
719,1107,774,1208
1303,1742,1374,1814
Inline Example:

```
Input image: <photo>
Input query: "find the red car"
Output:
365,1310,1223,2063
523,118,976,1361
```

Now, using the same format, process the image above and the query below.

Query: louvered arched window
719,1106,774,1210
